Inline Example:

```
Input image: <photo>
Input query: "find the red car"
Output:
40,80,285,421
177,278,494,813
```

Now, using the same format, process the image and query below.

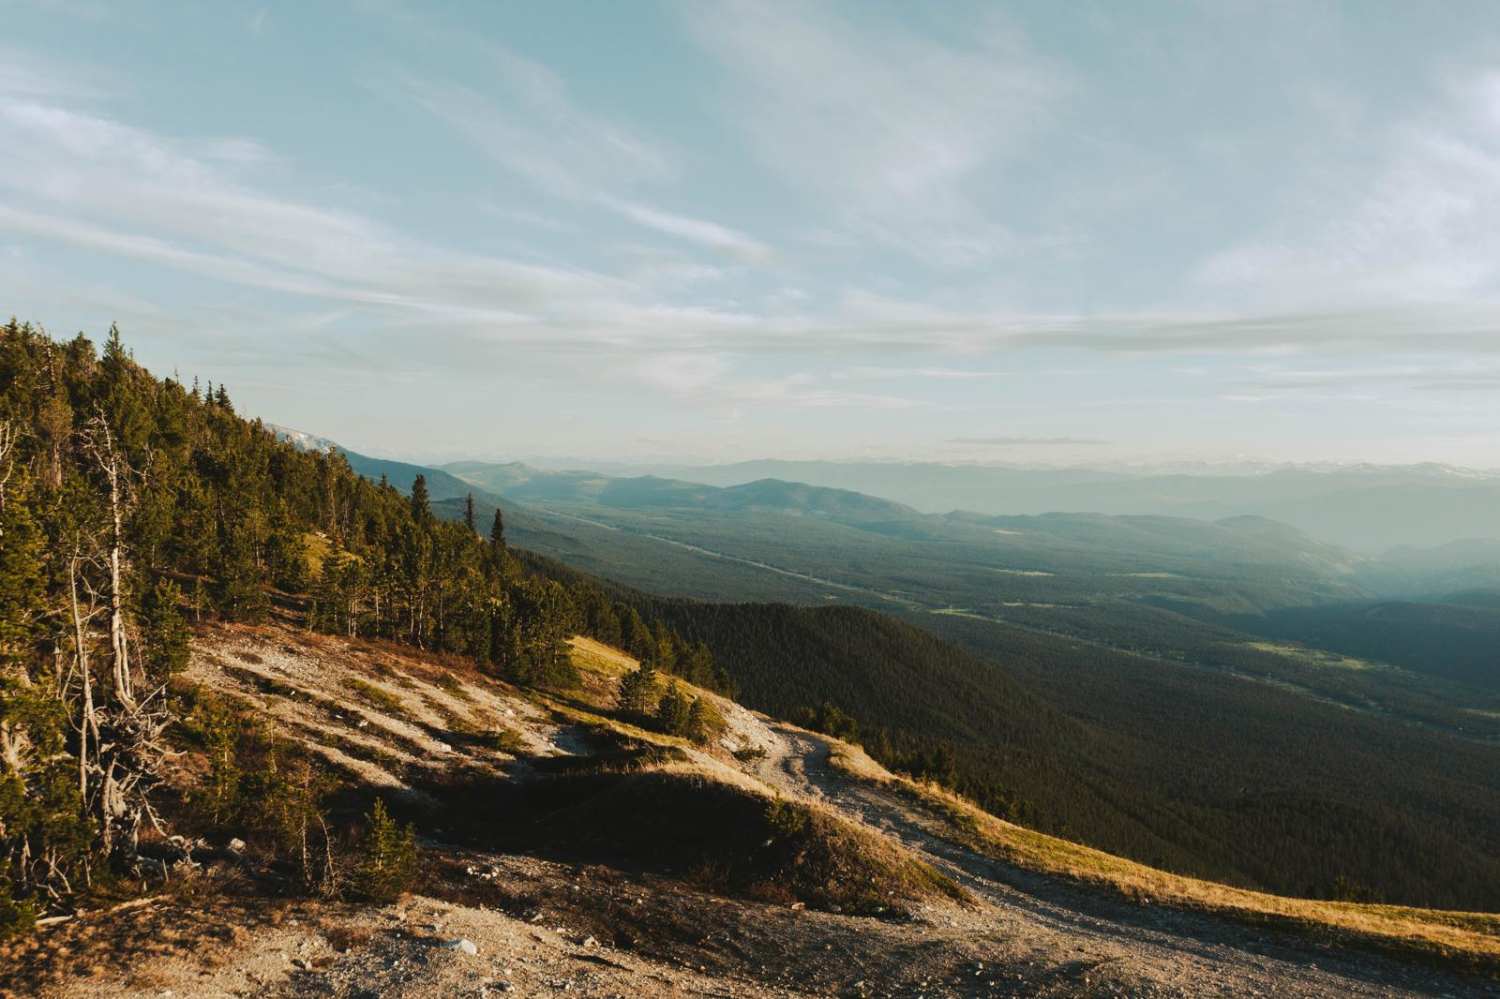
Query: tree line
0,320,723,929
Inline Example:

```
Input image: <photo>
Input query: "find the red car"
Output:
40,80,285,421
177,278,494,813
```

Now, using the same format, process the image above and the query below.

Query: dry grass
300,531,333,578
568,636,640,677
539,695,695,751
823,737,1500,970
346,677,407,716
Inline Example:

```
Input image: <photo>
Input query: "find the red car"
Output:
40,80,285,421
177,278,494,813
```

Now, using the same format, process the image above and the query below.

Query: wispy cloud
634,352,921,410
680,1,1061,266
389,53,772,266
599,197,771,263
1197,69,1500,308
390,66,674,200
0,44,109,101
832,365,998,381
948,435,1109,446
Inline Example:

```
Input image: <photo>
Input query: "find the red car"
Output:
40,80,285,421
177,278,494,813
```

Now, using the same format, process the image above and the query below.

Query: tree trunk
68,555,100,803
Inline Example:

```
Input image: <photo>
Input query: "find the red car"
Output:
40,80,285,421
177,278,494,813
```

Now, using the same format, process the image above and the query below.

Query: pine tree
0,468,46,660
652,621,677,673
617,661,658,718
464,493,475,533
140,578,190,677
409,475,430,527
686,695,722,745
620,606,652,661
489,507,505,552
655,680,691,736
351,799,417,903
681,641,715,686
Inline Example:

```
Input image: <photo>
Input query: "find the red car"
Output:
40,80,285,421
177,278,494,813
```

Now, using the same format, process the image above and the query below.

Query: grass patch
540,696,695,752
567,636,639,678
346,678,407,717
300,531,333,578
487,727,528,755
1243,640,1378,671
435,671,475,703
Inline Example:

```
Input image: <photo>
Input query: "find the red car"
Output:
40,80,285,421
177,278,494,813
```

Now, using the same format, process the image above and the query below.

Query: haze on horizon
5,1,1500,468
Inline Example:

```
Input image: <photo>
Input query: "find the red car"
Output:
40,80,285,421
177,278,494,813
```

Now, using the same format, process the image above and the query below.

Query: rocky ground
7,625,1497,998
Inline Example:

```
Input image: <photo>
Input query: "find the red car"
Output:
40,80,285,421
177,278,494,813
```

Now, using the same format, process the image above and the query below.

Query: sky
5,1,1500,467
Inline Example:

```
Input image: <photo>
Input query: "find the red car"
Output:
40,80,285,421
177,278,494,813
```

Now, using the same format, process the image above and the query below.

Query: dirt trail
748,723,1495,998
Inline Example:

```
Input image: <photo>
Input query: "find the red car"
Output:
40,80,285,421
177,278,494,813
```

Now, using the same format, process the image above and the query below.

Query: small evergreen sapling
351,799,418,903
655,680,691,736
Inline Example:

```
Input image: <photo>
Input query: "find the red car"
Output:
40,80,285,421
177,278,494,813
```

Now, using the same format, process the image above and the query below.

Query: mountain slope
17,621,1495,996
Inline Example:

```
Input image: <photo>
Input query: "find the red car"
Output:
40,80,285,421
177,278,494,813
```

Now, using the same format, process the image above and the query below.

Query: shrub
488,727,528,755
179,690,338,892
0,887,35,940
765,797,810,840
685,696,725,745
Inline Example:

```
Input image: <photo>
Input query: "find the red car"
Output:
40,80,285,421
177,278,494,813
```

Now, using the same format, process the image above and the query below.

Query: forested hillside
0,320,723,929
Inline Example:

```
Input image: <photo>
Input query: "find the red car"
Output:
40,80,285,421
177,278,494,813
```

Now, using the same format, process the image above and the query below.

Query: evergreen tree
685,695,722,745
655,680,691,736
464,493,475,533
617,661,658,718
489,506,505,552
140,578,190,677
409,475,430,527
680,641,715,686
350,799,417,903
652,621,678,673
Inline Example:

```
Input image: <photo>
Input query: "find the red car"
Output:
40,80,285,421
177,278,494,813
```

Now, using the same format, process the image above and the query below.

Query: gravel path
752,724,1497,998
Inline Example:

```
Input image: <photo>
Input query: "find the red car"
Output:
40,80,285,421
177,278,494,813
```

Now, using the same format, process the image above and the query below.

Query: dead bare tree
0,421,17,525
80,414,136,711
45,418,176,877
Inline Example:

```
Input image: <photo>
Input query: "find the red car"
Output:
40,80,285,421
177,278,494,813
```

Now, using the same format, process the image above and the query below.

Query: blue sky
5,1,1500,467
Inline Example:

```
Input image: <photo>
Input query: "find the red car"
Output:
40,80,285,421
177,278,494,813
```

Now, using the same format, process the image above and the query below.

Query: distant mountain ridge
273,424,494,505
605,459,1500,551
442,460,918,525
285,439,1500,602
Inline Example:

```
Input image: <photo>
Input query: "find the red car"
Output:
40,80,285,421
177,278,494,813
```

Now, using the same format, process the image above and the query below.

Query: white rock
438,937,478,956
